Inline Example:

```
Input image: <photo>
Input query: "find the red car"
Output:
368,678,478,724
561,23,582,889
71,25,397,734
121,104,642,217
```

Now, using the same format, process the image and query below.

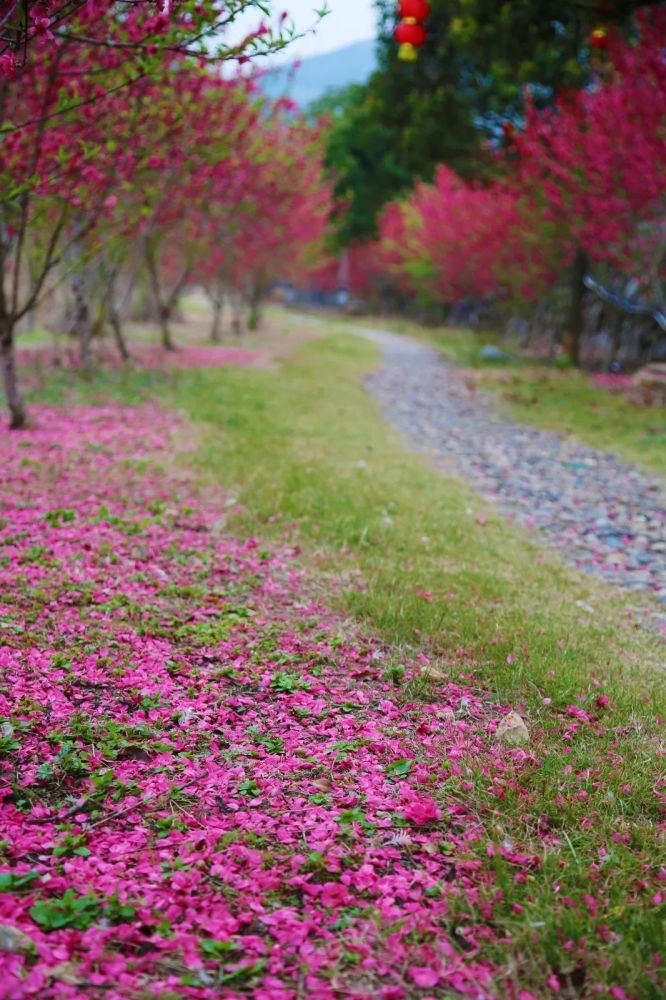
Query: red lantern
394,21,426,48
394,0,428,62
589,27,608,50
398,0,430,20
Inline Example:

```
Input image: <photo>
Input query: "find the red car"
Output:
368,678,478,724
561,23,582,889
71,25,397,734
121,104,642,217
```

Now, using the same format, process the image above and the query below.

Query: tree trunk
71,271,93,370
230,289,244,337
247,285,262,331
144,240,176,350
1,320,27,429
109,308,132,363
209,296,224,343
158,305,175,351
247,301,260,331
171,294,185,324
565,246,587,367
609,311,624,369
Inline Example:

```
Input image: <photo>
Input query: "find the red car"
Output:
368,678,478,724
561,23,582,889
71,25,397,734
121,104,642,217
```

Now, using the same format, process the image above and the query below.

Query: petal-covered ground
0,405,522,998
17,344,267,374
0,405,660,999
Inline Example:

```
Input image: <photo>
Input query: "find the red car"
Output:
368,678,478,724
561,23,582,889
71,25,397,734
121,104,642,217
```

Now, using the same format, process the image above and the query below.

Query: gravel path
356,325,666,620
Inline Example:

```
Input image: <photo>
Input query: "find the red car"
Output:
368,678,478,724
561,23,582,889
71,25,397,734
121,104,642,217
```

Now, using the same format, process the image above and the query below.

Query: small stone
494,711,530,746
48,962,85,985
480,344,508,362
0,924,35,954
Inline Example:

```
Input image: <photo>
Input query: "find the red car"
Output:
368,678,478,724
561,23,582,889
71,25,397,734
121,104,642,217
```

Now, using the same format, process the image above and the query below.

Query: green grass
16,326,53,348
25,320,665,994
479,367,666,478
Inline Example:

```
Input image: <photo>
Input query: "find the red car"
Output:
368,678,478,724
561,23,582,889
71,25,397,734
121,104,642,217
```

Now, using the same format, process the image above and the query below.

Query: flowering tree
375,167,558,312
365,14,664,363
515,16,666,362
170,102,334,337
0,22,139,423
0,1,297,76
136,75,261,349
0,2,310,426
228,117,333,329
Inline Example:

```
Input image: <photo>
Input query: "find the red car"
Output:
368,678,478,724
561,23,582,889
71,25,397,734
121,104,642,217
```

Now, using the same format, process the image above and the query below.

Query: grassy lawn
321,310,666,479
478,368,666,479
25,314,665,994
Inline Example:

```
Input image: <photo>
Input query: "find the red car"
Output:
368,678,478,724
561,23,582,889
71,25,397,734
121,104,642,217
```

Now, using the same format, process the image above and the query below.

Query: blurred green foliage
315,0,654,244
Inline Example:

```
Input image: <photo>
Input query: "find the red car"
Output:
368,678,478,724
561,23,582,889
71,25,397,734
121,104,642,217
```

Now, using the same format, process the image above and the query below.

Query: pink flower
403,794,441,826
409,966,439,988
319,882,352,908
416,589,434,602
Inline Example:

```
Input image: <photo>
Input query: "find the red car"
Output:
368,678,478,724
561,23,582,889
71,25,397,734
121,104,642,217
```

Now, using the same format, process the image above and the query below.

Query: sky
262,1,378,61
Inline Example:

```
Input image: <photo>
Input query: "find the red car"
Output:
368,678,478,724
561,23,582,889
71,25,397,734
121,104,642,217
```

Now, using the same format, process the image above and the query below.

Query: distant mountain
262,39,376,109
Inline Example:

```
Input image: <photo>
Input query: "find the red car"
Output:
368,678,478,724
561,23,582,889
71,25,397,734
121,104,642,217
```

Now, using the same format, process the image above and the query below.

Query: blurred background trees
311,1,665,367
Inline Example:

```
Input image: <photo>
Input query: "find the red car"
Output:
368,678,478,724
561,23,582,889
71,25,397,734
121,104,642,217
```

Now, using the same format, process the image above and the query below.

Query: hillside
262,38,376,108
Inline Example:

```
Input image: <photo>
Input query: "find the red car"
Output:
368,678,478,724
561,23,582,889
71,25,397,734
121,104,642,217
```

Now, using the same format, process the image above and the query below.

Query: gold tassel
398,43,418,61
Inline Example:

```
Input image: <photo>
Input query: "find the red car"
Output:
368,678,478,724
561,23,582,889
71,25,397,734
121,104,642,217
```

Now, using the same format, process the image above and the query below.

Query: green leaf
0,871,41,892
29,890,136,931
200,938,240,959
237,779,260,797
271,671,309,693
385,758,413,779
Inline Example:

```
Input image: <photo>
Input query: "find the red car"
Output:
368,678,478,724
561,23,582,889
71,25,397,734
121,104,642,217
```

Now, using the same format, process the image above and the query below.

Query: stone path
355,325,666,622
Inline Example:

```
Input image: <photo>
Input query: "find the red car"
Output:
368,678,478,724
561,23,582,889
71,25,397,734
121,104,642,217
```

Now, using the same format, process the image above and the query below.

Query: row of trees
0,2,332,427
1,2,663,430
367,24,664,363
312,2,664,366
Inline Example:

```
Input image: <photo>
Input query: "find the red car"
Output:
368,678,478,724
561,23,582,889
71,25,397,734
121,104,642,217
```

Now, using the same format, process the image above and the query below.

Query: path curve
354,324,666,619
